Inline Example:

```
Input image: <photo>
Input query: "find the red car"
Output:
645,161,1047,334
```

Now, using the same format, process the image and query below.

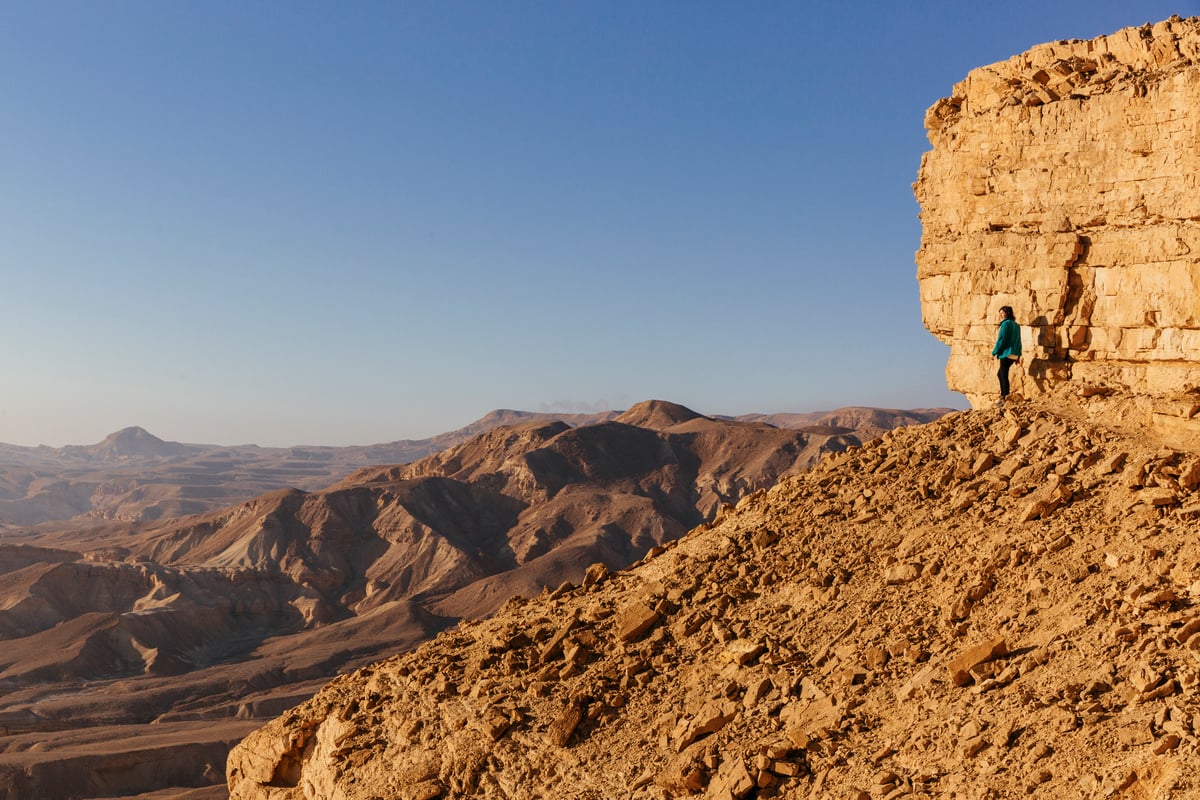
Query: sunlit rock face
915,16,1200,434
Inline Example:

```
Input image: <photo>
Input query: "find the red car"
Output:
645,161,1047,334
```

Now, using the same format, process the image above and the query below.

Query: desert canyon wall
916,15,1200,436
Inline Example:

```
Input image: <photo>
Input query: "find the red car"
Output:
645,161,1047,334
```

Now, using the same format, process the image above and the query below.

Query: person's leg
997,358,1013,399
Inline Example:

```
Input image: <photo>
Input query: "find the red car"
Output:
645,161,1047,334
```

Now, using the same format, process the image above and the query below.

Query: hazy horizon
3,1,1192,448
3,399,967,450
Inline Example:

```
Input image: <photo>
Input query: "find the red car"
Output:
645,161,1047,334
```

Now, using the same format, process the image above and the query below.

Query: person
991,306,1022,407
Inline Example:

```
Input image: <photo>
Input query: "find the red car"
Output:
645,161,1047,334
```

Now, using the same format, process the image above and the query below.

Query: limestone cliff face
915,16,1200,433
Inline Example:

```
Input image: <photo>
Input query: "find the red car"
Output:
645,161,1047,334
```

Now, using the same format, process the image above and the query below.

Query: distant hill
732,406,951,438
0,410,619,530
58,426,195,460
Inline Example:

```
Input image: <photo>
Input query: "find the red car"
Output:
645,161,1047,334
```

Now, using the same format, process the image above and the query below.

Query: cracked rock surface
916,15,1200,443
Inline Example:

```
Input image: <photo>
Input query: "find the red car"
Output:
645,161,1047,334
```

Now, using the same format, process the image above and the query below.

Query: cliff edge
915,16,1200,443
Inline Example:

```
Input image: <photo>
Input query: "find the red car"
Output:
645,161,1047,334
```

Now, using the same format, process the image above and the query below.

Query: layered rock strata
915,16,1200,436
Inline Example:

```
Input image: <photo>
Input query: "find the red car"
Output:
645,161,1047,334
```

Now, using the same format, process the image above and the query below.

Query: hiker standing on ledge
992,305,1022,408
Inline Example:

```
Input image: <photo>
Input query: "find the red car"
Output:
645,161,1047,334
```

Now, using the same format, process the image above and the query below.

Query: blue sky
1,1,1195,447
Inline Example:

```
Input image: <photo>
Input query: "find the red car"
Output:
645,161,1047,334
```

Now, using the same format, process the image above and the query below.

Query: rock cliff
915,16,1200,439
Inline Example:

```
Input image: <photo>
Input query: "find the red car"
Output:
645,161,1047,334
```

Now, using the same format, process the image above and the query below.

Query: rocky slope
228,401,1200,799
915,15,1200,443
0,401,928,800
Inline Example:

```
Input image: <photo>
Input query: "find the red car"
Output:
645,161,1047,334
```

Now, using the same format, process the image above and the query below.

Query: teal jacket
992,319,1022,359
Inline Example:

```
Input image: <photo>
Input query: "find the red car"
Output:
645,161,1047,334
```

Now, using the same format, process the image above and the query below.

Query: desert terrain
0,408,937,534
11,11,1200,800
228,400,1200,799
0,402,943,799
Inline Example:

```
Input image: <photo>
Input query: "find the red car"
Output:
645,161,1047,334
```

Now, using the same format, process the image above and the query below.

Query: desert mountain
0,408,939,531
60,426,195,460
0,410,619,529
0,401,937,799
228,401,1200,799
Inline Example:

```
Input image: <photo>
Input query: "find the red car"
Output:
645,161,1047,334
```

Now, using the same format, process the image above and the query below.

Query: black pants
997,357,1015,397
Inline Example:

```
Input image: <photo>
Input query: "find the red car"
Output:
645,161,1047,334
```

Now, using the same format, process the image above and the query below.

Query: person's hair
999,305,1015,321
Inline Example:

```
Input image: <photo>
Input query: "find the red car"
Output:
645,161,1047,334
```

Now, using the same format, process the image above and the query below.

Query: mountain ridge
0,406,949,531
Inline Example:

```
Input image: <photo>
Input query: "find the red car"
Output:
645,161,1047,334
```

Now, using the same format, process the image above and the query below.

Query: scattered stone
537,609,581,664
743,677,774,708
1030,742,1053,762
782,695,842,749
1128,663,1161,694
884,563,922,585
582,563,609,587
1153,734,1182,755
961,736,987,758
677,701,737,750
709,756,755,799
1100,453,1129,474
615,602,661,643
657,741,710,794
1141,487,1178,507
722,639,766,667
480,706,514,741
1117,722,1153,747
546,699,585,747
403,780,444,800
948,637,1008,687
